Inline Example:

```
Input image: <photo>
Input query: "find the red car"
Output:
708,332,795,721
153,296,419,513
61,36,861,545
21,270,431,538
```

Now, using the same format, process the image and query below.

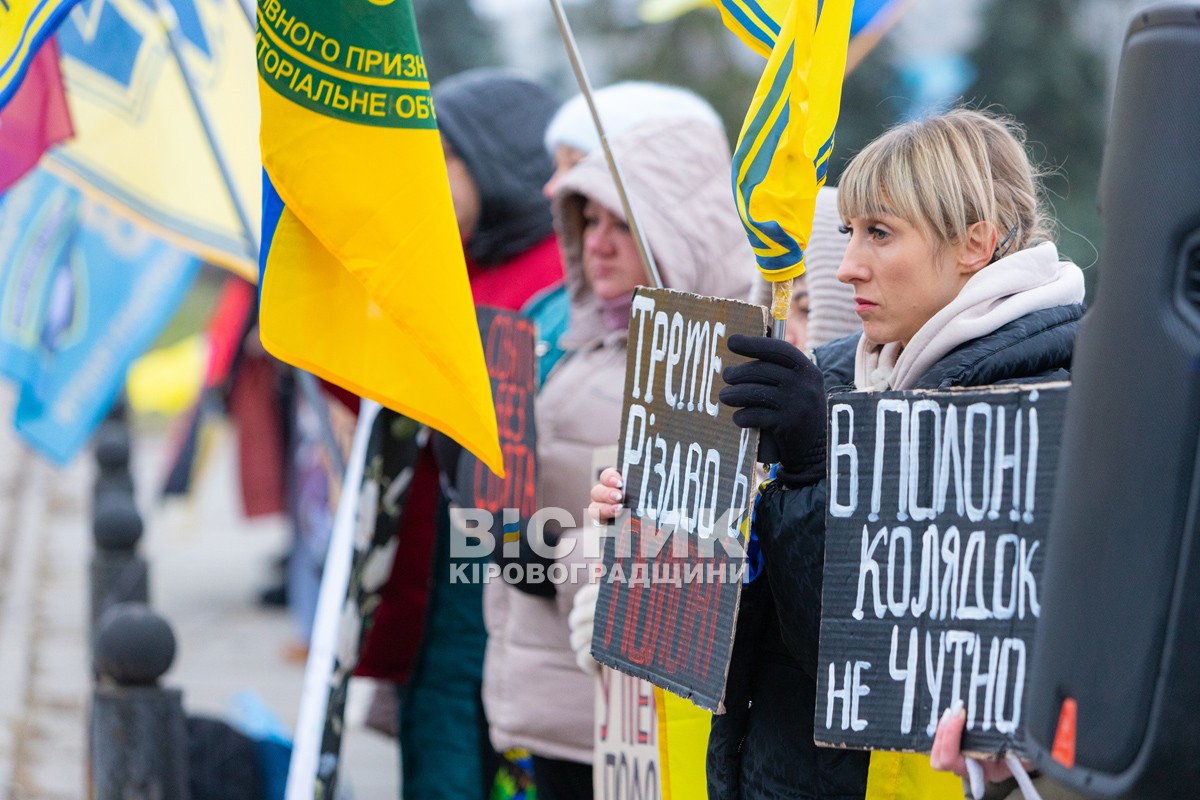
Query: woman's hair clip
991,224,1020,263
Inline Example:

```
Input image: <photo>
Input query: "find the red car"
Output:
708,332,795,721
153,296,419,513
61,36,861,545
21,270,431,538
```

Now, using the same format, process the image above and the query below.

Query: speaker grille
1185,245,1200,309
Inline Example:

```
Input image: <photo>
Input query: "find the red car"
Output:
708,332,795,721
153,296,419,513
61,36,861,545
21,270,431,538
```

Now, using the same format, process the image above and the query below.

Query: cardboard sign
456,307,538,561
592,287,768,713
816,384,1068,756
595,669,661,800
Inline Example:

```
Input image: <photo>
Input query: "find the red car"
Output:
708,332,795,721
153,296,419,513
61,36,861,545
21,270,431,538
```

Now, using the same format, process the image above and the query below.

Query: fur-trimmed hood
552,117,756,347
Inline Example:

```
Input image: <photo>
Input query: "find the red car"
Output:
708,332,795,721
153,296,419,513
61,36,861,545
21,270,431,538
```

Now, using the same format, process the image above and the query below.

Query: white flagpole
284,400,380,800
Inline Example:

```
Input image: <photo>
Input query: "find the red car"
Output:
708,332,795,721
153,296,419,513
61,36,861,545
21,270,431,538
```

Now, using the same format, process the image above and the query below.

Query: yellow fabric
655,687,712,799
866,751,965,800
44,0,259,280
126,334,208,416
714,0,851,281
256,0,501,475
710,0,790,58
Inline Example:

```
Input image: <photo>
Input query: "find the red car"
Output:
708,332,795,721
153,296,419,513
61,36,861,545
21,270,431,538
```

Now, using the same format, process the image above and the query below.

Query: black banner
816,383,1067,756
455,307,540,583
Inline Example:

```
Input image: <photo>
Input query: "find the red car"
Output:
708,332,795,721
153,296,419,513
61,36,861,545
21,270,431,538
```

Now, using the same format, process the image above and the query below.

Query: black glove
719,334,827,487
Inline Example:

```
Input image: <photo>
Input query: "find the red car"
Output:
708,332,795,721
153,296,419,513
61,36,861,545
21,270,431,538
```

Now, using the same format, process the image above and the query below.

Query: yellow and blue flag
711,0,906,57
0,0,80,109
256,0,503,475
0,168,199,464
717,0,852,281
45,0,260,279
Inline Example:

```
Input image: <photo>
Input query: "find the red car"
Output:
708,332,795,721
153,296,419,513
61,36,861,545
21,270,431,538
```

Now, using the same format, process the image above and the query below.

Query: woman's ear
959,221,998,275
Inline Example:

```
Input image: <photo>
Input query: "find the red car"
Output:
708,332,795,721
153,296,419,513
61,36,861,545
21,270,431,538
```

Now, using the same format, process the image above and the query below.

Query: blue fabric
0,168,198,463
520,283,569,387
743,463,779,585
851,0,904,35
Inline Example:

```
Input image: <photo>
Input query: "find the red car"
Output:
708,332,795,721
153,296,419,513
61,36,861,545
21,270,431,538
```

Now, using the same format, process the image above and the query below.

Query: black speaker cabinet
1025,5,1200,797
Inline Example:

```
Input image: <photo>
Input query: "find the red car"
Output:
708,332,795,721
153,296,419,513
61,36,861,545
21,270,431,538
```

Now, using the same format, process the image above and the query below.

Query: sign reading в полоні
592,287,767,713
816,383,1067,756
455,307,538,569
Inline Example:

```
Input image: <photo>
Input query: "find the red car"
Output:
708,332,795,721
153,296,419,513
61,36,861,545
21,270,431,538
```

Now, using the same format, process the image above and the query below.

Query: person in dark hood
353,69,566,800
434,68,565,314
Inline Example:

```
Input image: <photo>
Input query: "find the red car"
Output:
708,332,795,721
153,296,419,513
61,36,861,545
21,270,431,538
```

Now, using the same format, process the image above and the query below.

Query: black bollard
90,492,149,644
93,419,135,500
91,603,190,800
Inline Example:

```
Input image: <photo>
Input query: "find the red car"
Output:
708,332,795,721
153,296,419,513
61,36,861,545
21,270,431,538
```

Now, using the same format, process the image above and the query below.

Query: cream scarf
854,242,1085,391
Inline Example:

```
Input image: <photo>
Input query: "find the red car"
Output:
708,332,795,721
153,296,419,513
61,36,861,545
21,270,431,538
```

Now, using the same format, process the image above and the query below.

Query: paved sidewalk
0,392,400,799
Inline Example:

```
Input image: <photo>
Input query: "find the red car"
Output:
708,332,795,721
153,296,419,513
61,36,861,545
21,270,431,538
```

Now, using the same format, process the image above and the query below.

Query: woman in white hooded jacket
482,116,755,797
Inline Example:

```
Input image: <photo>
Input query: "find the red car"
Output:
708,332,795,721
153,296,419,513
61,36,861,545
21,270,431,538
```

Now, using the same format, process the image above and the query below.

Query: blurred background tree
446,0,1126,295
964,0,1108,290
565,1,761,136
826,39,907,184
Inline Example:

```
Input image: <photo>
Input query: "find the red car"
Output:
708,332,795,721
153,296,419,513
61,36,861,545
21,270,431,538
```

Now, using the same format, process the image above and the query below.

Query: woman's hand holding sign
930,701,1043,800
588,467,625,525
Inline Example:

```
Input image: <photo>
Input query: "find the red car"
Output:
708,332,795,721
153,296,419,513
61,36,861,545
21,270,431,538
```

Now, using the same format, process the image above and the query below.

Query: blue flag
0,169,199,464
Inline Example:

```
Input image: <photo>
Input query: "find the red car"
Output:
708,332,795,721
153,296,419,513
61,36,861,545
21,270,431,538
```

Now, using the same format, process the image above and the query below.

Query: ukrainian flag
0,0,81,110
256,0,502,475
716,0,852,281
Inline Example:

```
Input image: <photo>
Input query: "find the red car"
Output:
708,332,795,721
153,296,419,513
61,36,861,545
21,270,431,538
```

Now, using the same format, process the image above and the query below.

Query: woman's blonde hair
838,108,1054,257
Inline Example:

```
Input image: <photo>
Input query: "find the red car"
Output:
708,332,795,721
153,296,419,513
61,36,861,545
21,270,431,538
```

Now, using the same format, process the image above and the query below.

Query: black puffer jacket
707,304,1084,800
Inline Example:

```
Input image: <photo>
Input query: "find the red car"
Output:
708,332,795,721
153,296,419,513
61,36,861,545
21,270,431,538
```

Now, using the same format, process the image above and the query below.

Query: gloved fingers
569,582,599,629
568,600,596,630
568,619,593,651
569,596,597,677
729,406,780,432
577,581,600,605
727,333,809,369
718,383,781,411
576,650,600,676
721,358,788,387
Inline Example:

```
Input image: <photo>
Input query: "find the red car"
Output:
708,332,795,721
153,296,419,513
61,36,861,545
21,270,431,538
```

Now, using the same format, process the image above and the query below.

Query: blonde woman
591,107,1085,799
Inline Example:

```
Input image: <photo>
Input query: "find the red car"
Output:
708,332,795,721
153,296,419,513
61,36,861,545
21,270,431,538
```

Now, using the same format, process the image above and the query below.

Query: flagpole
283,400,381,800
769,278,791,339
153,0,348,483
547,0,664,290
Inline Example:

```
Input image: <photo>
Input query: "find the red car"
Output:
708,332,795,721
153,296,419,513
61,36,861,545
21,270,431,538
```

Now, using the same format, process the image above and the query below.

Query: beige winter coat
482,117,756,763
